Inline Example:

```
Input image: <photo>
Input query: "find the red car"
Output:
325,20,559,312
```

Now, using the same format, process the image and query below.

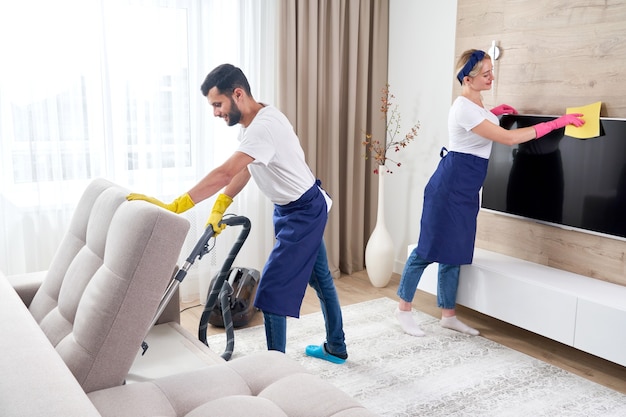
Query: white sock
440,316,480,336
394,308,425,337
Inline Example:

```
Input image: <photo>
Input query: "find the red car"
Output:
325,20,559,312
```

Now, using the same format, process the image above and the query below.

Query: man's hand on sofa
127,192,195,214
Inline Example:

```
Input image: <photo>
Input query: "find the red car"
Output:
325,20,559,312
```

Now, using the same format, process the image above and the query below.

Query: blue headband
457,50,486,85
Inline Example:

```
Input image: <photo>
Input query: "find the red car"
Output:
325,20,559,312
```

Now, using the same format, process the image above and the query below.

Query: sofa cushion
26,178,190,392
185,395,288,417
259,373,372,417
89,351,378,417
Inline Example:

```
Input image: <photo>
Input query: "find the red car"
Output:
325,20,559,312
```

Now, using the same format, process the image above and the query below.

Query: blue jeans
263,240,347,355
263,311,287,352
397,248,460,310
308,240,347,356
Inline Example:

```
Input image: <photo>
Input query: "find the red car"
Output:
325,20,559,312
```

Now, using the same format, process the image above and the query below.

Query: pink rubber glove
490,104,518,116
533,113,585,139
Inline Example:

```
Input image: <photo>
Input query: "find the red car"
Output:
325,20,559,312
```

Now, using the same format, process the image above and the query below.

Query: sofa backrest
28,178,190,393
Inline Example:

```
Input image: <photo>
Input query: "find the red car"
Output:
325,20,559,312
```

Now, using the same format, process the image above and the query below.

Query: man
128,64,347,364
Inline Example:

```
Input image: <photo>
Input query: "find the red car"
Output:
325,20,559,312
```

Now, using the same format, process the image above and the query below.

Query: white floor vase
365,166,394,287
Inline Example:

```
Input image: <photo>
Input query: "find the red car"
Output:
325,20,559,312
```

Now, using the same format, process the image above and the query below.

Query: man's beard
226,97,242,126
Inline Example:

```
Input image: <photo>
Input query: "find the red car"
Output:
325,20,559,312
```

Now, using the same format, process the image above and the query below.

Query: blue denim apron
254,180,327,318
416,148,489,265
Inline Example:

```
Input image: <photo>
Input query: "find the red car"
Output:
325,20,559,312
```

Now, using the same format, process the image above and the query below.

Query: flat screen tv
481,114,626,240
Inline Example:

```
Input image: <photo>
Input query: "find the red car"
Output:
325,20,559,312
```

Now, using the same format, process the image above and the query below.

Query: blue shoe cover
305,344,346,364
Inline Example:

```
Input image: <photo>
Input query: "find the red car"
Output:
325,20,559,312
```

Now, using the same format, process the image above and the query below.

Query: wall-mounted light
488,40,500,97
488,40,500,60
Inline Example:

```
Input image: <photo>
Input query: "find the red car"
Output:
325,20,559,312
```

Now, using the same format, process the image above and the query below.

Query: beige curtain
276,0,389,276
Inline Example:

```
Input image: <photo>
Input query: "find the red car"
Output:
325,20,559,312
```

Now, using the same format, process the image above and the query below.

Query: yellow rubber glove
206,193,233,235
126,192,195,214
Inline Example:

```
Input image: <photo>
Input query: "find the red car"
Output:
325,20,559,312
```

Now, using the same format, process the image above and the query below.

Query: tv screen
481,114,626,239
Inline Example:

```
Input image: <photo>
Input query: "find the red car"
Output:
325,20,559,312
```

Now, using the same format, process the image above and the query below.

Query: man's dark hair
200,64,252,97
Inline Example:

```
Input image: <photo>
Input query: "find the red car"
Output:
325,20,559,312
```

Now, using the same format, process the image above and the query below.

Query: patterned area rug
206,297,626,416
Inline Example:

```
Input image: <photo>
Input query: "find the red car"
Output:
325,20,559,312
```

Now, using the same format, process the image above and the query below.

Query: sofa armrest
6,270,47,307
0,271,101,417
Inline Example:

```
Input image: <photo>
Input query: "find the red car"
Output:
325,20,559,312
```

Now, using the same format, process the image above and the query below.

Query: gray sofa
1,178,377,417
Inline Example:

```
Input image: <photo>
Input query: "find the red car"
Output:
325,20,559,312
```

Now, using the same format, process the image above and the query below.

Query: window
0,0,278,276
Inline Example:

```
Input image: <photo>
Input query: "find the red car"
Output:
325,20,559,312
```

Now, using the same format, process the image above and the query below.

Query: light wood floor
180,270,626,395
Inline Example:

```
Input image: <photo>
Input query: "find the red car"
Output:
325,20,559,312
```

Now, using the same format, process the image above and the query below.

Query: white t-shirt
237,105,316,205
447,96,499,159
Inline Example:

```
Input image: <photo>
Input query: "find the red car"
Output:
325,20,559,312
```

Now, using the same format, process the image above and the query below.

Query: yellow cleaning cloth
565,101,602,139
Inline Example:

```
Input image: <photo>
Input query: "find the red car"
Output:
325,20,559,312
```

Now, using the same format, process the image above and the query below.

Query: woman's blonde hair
455,49,491,84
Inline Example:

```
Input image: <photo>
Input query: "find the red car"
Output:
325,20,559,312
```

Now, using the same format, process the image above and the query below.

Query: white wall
387,1,458,273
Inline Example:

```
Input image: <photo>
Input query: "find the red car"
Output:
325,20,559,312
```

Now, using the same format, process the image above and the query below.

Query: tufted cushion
27,178,190,393
186,396,289,417
259,373,370,417
89,351,378,417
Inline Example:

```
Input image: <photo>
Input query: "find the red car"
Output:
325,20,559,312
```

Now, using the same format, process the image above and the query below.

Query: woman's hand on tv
554,113,586,128
533,113,585,139
491,104,518,116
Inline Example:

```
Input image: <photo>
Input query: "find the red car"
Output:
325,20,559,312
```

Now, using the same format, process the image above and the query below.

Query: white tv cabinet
409,246,626,367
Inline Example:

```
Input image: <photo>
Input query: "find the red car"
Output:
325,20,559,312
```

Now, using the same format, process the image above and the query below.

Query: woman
395,49,585,337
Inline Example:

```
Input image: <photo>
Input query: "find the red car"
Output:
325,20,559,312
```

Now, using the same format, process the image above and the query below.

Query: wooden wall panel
476,211,625,286
455,0,626,116
455,0,626,286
